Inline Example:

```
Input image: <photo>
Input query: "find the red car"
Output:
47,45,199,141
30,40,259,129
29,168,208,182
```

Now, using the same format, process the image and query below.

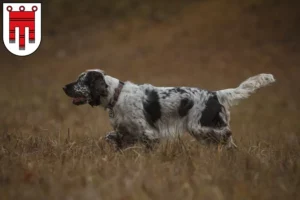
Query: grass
1,0,300,199
0,129,299,199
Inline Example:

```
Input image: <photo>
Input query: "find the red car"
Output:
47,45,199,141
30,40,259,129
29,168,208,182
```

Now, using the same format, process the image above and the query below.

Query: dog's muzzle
63,84,88,105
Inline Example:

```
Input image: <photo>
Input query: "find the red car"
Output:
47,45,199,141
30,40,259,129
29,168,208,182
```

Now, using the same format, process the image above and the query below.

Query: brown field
0,0,300,199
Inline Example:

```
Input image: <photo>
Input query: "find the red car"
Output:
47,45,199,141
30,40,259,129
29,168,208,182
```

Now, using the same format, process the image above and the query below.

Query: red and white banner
3,3,41,56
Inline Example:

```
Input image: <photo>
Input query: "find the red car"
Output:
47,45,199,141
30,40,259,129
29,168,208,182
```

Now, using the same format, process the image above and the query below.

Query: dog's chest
108,108,122,130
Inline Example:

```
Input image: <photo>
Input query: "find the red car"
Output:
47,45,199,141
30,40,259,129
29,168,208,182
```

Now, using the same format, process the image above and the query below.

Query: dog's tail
216,73,275,108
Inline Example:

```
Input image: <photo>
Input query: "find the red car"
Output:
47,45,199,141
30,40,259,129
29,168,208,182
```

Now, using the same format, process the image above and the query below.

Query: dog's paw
105,131,119,143
225,136,238,150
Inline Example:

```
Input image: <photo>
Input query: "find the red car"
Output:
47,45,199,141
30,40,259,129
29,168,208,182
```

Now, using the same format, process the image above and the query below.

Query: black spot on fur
200,94,226,127
161,92,171,99
175,87,187,94
188,88,201,95
161,87,188,99
143,90,161,128
178,98,194,117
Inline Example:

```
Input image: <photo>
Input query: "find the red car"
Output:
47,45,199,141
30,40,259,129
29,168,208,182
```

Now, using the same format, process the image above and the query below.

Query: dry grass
1,0,300,199
1,132,299,200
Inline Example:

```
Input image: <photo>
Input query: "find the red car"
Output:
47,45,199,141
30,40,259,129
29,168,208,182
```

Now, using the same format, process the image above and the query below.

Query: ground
0,0,299,199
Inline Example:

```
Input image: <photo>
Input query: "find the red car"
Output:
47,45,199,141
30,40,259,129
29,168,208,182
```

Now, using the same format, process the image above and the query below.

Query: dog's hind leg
187,126,235,149
139,134,160,150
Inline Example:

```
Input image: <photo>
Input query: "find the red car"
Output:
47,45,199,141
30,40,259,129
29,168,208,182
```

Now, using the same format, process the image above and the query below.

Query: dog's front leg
105,131,124,150
105,131,139,150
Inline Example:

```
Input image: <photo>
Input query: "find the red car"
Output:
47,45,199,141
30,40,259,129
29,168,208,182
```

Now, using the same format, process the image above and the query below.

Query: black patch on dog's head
143,89,161,128
178,98,194,117
63,69,108,107
199,93,226,127
85,70,108,107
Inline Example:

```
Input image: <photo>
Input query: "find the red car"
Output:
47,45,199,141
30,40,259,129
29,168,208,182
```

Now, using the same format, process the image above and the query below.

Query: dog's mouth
72,97,88,105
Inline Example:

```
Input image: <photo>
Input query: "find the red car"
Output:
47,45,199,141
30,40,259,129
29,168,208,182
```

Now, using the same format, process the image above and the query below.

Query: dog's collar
107,81,124,109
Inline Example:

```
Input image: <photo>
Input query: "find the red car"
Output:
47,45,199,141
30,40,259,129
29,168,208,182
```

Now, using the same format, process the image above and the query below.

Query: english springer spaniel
63,69,275,150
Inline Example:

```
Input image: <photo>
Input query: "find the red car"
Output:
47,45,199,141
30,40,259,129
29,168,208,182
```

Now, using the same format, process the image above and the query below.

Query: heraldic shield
3,3,41,56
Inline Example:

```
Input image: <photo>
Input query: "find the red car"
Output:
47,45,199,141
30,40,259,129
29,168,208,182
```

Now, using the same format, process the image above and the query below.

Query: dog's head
63,69,108,106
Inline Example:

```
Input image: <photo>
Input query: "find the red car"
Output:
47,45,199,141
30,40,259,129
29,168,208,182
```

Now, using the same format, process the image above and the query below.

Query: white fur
216,74,275,108
97,72,276,149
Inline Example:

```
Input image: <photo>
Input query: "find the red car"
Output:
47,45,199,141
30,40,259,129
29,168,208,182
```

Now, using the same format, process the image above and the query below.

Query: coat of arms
3,3,41,56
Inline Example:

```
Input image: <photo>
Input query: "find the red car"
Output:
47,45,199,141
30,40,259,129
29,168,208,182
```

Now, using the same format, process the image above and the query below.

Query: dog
63,69,275,150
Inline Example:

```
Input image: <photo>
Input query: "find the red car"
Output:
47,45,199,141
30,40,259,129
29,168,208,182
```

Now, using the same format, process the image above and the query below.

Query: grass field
0,0,299,199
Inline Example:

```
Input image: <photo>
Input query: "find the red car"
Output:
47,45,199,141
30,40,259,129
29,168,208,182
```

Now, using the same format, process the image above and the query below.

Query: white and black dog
63,69,275,149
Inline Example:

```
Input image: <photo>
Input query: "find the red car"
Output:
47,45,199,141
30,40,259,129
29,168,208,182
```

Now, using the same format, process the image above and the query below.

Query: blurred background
1,0,299,136
0,0,300,199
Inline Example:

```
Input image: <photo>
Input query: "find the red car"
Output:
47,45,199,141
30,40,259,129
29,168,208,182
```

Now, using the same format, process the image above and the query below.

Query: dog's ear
86,70,108,97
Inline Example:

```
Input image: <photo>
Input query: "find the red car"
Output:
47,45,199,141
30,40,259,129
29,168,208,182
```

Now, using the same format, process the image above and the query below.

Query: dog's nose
63,86,67,92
